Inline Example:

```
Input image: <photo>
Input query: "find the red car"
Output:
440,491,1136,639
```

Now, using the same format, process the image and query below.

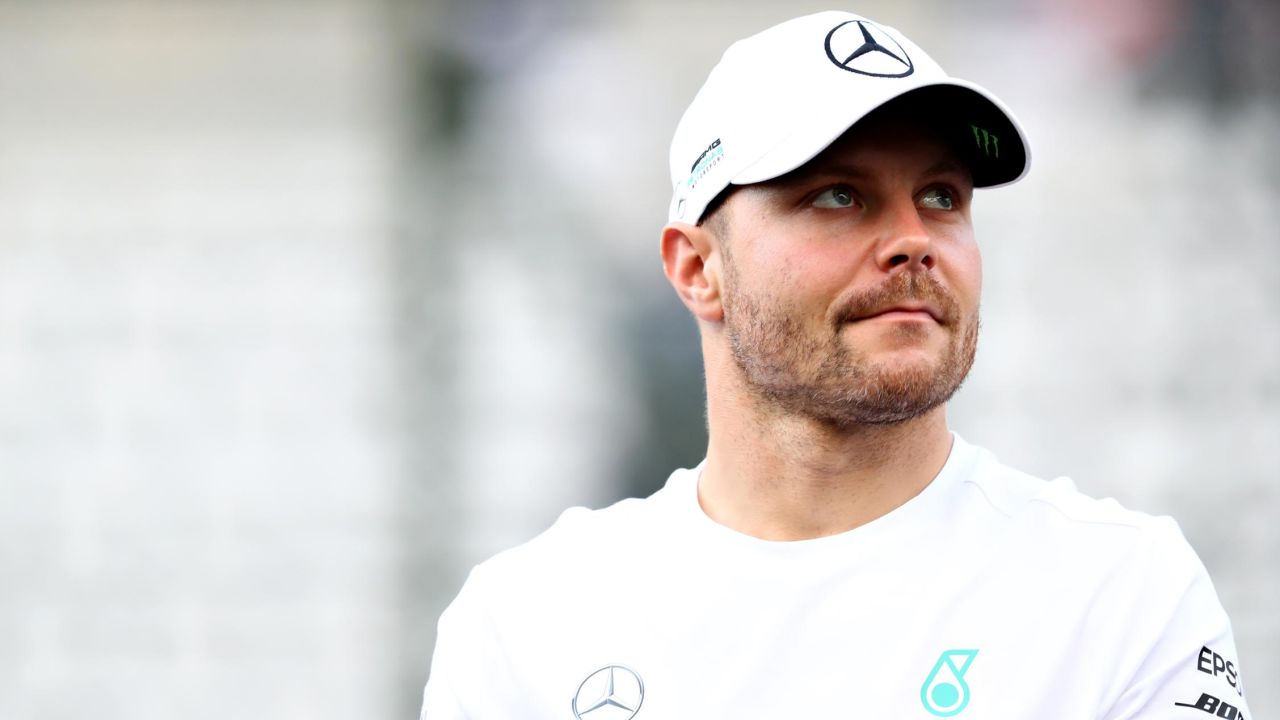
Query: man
422,11,1251,719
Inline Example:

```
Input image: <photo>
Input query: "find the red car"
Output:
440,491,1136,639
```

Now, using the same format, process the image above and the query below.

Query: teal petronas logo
920,649,977,717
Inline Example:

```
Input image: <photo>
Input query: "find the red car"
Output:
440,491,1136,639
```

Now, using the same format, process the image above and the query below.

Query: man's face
714,115,982,426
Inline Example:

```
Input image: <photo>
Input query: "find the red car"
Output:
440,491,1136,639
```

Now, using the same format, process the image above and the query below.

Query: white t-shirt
421,435,1250,719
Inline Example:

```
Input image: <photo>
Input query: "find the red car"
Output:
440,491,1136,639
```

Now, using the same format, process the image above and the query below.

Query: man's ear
661,221,723,323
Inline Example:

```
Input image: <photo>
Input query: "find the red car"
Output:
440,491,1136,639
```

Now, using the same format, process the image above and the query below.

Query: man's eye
920,188,955,210
812,187,856,209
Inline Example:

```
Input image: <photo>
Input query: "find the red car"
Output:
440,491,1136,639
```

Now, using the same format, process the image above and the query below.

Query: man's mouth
856,303,943,323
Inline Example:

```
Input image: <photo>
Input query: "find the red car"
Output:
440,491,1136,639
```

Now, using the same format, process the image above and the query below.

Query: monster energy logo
970,125,999,159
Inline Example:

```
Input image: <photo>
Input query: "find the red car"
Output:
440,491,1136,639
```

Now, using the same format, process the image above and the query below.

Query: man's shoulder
960,440,1196,567
469,468,690,588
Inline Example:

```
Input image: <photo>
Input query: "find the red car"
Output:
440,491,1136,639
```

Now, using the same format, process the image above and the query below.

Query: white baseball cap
668,11,1031,223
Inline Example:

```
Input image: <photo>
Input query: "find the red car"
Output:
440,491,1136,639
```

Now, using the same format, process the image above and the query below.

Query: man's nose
874,202,935,272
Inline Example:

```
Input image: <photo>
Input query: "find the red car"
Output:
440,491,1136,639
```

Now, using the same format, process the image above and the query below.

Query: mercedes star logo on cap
824,19,914,77
571,665,644,719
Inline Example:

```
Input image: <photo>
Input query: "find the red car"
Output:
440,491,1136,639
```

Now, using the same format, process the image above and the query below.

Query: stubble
722,256,979,428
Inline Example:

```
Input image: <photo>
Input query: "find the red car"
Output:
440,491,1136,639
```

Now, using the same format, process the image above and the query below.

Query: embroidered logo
970,125,1000,158
824,20,914,78
686,138,724,189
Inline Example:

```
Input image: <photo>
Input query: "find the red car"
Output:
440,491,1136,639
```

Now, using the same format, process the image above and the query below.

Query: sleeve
1101,519,1252,720
420,566,518,720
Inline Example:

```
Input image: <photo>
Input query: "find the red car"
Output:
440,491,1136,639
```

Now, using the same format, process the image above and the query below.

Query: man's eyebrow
782,162,873,183
774,158,972,186
922,159,972,180
762,162,869,191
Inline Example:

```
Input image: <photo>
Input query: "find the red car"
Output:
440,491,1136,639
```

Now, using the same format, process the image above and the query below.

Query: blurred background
0,0,1275,717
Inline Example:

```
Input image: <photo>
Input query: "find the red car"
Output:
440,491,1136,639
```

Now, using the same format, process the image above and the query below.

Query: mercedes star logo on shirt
572,665,644,719
824,19,915,78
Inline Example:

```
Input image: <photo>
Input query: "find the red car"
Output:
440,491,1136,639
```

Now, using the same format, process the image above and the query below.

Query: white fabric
422,435,1251,719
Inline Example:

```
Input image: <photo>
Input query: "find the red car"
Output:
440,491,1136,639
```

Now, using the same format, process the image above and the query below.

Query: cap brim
731,79,1030,189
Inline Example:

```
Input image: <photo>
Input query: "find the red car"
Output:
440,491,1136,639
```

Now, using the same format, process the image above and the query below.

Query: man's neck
699,378,955,542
